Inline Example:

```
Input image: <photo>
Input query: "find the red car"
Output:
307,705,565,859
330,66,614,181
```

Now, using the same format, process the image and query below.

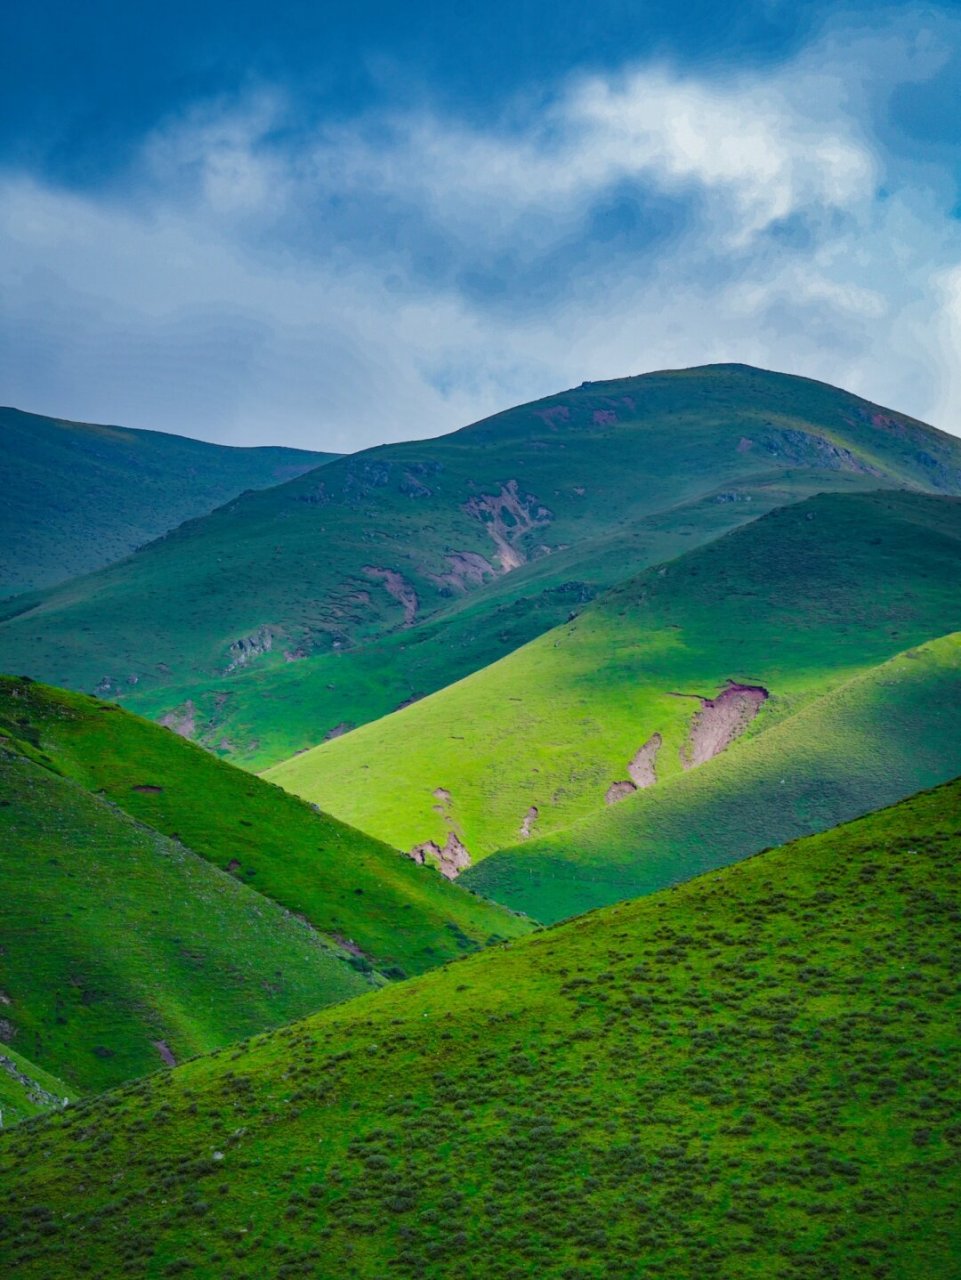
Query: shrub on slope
2,779,960,1278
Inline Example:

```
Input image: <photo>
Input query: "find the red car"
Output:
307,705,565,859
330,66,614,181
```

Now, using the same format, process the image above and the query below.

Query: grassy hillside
0,678,529,997
0,406,335,596
0,731,376,1093
467,631,961,920
269,491,961,871
0,1045,75,1129
3,365,960,763
2,778,959,1278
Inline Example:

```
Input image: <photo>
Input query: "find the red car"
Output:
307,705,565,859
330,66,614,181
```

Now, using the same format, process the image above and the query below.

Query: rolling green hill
0,679,528,983
0,406,336,597
0,729,376,1093
2,778,959,1278
3,365,960,766
268,490,961,885
467,631,961,920
0,678,529,1093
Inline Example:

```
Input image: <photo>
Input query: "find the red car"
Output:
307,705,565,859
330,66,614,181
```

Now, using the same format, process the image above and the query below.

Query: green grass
467,630,961,920
0,406,334,596
2,778,959,1278
269,491,961,878
0,1044,75,1129
4,364,960,765
0,679,530,1006
0,733,376,1094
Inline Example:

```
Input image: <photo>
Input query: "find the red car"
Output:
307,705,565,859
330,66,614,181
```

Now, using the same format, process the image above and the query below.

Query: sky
4,1,961,450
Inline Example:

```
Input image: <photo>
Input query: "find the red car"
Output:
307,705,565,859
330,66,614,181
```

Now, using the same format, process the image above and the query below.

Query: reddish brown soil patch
592,409,617,425
407,832,472,880
159,700,196,739
131,784,163,794
519,806,539,839
682,683,769,769
363,567,419,626
605,780,637,805
628,733,662,788
152,1040,176,1067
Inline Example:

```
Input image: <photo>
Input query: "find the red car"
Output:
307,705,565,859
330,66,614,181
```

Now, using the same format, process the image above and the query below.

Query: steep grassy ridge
269,491,961,868
468,631,961,920
2,780,959,1278
0,734,376,1093
3,365,960,758
0,1045,75,1129
0,406,333,596
0,679,529,993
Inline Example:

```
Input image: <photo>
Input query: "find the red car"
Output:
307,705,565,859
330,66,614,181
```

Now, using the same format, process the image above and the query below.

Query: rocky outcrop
225,626,274,672
407,832,472,880
463,480,553,573
429,551,496,593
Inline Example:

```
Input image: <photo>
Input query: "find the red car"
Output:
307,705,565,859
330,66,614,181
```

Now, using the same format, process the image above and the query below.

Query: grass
0,678,530,1093
3,364,960,765
1,776,959,1278
467,630,961,920
0,1044,75,1129
268,490,961,883
0,406,333,597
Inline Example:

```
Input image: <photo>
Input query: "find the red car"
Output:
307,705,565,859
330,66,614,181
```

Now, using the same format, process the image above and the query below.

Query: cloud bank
3,8,961,449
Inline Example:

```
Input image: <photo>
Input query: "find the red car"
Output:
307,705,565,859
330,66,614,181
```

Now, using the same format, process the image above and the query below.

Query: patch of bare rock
462,480,553,572
605,733,662,804
407,832,472,879
682,683,769,768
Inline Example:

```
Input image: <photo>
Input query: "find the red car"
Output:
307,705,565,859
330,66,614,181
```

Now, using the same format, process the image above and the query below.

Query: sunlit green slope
268,491,961,873
3,365,960,766
0,406,334,596
0,679,529,1009
2,779,959,1278
468,631,961,920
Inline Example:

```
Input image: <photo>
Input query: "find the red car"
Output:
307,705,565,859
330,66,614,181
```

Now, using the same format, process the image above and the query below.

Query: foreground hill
0,679,529,1091
3,365,960,763
269,490,961,881
2,779,959,1278
0,406,335,597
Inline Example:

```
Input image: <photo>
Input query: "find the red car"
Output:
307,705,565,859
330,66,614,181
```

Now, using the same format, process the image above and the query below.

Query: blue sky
4,0,961,448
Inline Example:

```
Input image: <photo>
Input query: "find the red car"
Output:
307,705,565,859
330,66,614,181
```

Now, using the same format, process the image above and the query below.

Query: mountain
2,777,959,1278
0,406,336,597
267,490,961,895
2,365,960,767
0,678,530,1092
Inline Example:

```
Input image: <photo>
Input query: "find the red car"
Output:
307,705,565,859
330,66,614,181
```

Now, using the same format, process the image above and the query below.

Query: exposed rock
605,780,637,805
682,683,769,769
283,648,307,662
225,626,274,672
152,1040,177,1067
428,551,496,593
407,832,472,880
323,722,354,742
519,806,539,839
159,700,197,739
462,480,553,573
628,734,662,788
363,567,419,627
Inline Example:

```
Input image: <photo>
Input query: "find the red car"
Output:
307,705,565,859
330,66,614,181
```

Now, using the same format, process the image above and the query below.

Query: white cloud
2,9,961,447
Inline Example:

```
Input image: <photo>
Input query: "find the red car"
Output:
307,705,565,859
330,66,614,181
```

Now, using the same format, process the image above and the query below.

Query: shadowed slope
0,406,335,596
2,779,959,1277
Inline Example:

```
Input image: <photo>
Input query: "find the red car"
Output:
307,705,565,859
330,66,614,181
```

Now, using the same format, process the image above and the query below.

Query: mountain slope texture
3,365,961,766
268,490,961,897
0,406,335,597
1,778,959,1278
0,678,529,1092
